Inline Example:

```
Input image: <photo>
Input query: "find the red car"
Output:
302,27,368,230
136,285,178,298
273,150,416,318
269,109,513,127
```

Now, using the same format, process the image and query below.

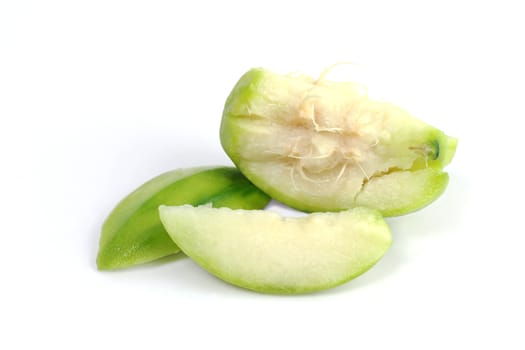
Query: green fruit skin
97,167,271,270
160,205,391,294
220,68,458,216
220,69,266,163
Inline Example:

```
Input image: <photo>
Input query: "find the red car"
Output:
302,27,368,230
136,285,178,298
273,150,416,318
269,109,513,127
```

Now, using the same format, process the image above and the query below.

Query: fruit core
242,75,438,194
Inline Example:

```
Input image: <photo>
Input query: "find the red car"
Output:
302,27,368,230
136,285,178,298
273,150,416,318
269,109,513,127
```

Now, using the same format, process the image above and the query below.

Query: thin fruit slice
220,68,457,215
97,167,270,270
159,205,392,294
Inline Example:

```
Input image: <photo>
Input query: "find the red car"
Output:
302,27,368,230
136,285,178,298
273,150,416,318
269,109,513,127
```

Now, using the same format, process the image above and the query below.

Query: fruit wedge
97,167,270,270
220,68,457,216
159,205,392,294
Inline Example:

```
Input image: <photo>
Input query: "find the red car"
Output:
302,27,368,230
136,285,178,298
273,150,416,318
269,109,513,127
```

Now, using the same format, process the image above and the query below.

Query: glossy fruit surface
97,167,270,270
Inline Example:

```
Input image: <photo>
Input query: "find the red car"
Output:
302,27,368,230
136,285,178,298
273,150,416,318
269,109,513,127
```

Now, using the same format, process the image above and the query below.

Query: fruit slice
159,205,392,294
220,68,457,216
97,167,270,270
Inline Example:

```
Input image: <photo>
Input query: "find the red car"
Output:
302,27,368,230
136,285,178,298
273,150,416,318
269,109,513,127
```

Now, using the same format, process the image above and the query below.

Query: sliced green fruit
159,205,392,294
220,68,457,215
97,167,271,270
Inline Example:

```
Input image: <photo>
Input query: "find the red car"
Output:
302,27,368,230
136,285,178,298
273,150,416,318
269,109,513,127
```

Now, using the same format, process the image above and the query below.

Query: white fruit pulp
237,73,436,202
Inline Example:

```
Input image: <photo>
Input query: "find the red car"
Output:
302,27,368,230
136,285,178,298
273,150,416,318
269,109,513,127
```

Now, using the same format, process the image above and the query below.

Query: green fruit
97,167,270,270
159,205,392,294
220,68,457,216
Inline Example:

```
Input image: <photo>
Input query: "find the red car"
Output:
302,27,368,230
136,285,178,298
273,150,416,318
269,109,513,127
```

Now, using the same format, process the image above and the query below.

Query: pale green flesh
159,205,392,294
221,68,457,215
97,167,271,270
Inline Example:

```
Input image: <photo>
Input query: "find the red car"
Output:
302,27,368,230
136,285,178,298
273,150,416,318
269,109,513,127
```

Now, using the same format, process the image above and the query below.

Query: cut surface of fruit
97,167,270,270
220,68,457,215
159,205,392,294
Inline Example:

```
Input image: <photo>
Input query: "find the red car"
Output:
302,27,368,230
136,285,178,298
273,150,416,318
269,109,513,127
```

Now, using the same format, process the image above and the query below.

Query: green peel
97,167,270,270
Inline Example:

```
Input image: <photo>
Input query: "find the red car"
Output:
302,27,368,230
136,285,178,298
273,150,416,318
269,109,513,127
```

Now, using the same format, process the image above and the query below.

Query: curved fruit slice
220,68,457,215
159,205,392,294
97,167,270,270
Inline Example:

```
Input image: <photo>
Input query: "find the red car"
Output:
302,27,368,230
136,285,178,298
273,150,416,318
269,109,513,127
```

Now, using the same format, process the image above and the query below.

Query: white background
1,1,524,349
